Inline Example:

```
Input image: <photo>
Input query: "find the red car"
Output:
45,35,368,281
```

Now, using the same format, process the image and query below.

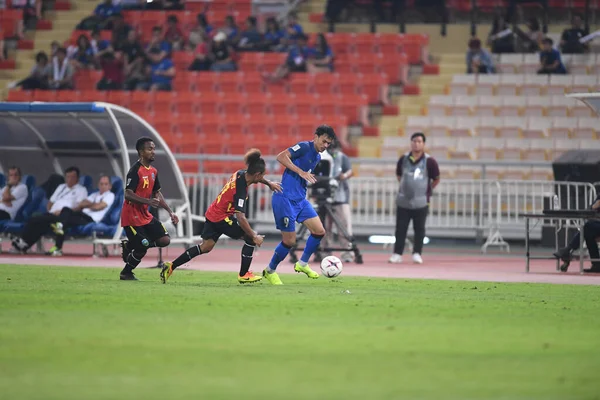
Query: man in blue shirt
263,125,336,285
538,38,567,74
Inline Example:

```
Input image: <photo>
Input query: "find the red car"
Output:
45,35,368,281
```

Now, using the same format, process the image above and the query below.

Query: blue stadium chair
0,173,5,188
2,187,47,234
69,177,124,238
79,175,93,193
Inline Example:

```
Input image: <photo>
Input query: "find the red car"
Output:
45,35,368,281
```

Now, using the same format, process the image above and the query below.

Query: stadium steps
1,3,96,98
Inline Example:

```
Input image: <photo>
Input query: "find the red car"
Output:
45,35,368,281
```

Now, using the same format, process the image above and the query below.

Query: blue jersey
281,141,321,201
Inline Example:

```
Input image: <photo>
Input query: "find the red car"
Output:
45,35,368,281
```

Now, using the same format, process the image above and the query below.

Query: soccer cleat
262,268,283,285
47,246,63,257
388,253,403,263
120,239,129,263
412,253,423,264
50,222,64,236
238,271,262,284
160,261,173,284
120,272,139,281
294,262,319,279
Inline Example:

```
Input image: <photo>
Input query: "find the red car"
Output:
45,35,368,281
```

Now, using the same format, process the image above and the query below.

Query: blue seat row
0,175,124,239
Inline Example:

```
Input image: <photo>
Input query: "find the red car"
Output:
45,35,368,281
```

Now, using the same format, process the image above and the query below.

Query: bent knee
311,229,326,237
283,239,296,248
157,237,171,247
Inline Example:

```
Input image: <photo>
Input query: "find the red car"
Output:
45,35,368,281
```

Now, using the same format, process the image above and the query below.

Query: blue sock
301,234,324,264
268,242,291,271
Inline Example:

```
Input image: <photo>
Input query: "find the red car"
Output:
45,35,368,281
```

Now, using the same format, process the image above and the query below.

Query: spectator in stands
114,0,145,9
146,26,171,63
164,14,184,51
144,0,183,11
237,16,263,52
389,133,440,265
322,140,354,263
285,11,304,41
262,33,312,83
91,28,112,56
263,16,285,52
188,13,213,50
68,34,95,70
221,15,239,46
307,33,334,73
0,166,28,223
11,166,88,254
209,31,237,72
9,51,50,90
93,0,121,29
553,194,600,273
466,38,495,74
188,31,211,71
49,47,74,90
97,50,124,90
560,14,589,54
486,15,514,53
538,38,566,74
50,40,60,57
21,0,41,35
137,48,175,91
111,13,131,46
373,0,403,23
46,175,115,256
121,29,145,90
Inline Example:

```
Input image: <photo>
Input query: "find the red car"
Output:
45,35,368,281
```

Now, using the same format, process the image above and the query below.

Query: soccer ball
320,256,343,278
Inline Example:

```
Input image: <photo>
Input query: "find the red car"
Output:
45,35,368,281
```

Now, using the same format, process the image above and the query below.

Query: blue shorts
272,194,318,232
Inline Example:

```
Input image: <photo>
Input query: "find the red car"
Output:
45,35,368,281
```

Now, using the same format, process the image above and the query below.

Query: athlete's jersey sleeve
125,164,140,192
153,173,161,192
233,172,248,213
288,142,310,161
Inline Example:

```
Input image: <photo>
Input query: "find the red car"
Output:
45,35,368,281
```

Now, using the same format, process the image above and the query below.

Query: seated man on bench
553,194,600,273
47,175,115,256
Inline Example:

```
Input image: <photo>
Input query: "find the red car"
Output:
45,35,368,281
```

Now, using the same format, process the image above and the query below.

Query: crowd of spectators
8,0,338,92
467,13,590,76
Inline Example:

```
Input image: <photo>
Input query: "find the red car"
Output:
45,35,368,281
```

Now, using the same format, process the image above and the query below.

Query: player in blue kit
263,125,336,285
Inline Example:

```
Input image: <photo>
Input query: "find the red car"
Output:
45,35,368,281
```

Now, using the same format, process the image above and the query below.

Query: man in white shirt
0,166,28,222
12,166,88,253
47,175,115,256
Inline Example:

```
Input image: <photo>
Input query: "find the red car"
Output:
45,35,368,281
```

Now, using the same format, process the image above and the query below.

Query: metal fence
183,173,597,251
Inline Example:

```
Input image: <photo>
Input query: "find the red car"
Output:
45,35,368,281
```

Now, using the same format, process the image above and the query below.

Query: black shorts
124,217,169,247
202,216,248,243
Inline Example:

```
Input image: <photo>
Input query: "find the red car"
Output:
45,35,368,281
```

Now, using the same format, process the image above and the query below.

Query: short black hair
8,166,22,177
35,51,48,63
56,47,67,56
152,26,162,33
136,137,154,154
65,166,80,177
411,132,426,142
542,37,553,46
315,124,336,140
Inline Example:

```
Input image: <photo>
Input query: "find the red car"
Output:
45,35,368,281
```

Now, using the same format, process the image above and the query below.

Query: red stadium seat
7,90,32,102
245,93,270,115
288,73,314,94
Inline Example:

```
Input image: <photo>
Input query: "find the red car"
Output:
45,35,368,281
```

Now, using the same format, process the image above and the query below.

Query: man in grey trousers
389,132,440,264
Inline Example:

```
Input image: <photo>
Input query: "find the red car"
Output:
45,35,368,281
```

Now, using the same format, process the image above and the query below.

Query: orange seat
216,72,243,93
172,51,194,70
174,92,201,114
288,74,314,94
245,93,270,115
291,93,318,115
106,91,130,107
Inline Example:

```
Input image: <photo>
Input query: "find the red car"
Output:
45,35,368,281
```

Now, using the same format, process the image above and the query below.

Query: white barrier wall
183,174,596,246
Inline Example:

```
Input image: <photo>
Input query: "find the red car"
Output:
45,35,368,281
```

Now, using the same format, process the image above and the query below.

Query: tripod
289,200,363,264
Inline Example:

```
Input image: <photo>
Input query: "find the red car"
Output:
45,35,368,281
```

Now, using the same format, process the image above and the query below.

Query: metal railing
183,172,597,252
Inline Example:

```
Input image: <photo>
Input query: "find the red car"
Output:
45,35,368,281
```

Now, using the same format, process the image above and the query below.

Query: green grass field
1,264,599,400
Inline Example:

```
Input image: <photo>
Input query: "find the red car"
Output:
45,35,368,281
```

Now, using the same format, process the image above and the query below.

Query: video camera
309,158,339,204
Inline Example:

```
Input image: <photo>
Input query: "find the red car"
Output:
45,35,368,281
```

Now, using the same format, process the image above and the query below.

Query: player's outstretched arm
259,178,283,193
276,150,316,184
235,211,263,246
155,190,179,225
125,189,158,207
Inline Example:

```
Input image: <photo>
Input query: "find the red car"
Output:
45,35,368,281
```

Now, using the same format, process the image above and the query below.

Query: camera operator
322,141,354,262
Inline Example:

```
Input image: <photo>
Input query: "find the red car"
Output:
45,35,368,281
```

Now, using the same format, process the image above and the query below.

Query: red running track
1,241,600,286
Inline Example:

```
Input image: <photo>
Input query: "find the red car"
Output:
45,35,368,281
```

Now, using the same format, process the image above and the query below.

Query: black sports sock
122,249,146,274
172,244,202,269
239,242,255,276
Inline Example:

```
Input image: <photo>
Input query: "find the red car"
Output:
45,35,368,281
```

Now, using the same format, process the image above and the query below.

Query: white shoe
388,253,403,263
412,253,423,264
